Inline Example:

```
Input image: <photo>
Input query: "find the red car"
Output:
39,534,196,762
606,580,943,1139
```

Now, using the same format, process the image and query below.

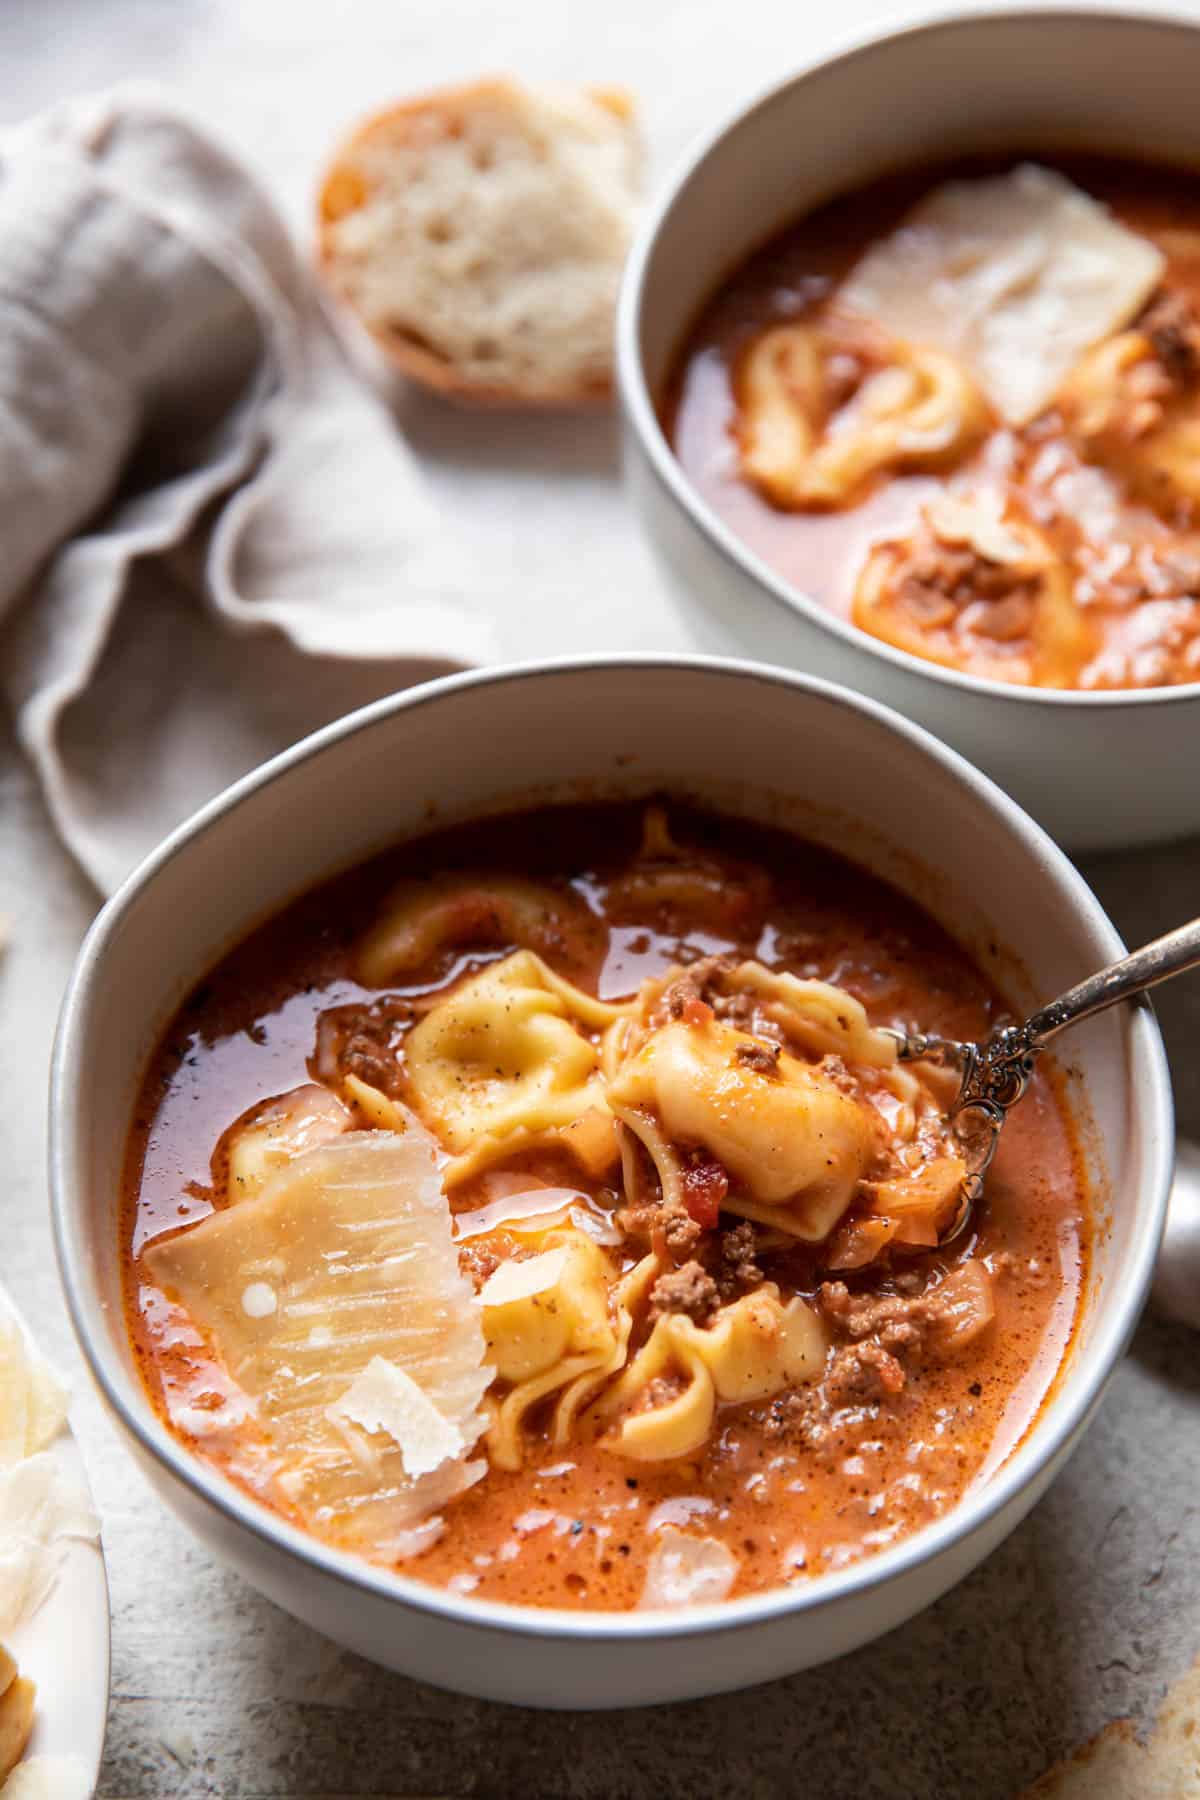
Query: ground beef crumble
715,1222,763,1299
825,1339,907,1404
661,1207,704,1256
650,1260,720,1322
734,1039,782,1076
819,1280,931,1354
759,1387,827,1448
896,542,1036,629
312,997,412,1095
656,955,731,1023
1141,288,1200,386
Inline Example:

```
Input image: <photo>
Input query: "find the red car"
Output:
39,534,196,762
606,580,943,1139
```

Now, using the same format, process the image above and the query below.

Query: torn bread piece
839,163,1164,426
317,78,640,406
145,1122,491,1561
1021,1649,1200,1796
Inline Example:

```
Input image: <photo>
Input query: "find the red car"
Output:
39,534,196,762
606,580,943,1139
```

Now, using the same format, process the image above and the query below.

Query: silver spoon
886,916,1200,1247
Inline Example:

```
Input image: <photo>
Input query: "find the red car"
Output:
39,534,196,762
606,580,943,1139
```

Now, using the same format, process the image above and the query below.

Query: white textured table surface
2,1,1200,1794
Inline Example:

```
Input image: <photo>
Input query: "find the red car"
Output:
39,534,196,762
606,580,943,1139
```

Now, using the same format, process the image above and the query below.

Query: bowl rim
50,652,1174,1644
615,0,1200,712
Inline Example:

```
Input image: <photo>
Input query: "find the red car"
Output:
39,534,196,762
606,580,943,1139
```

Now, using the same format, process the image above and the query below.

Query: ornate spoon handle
889,916,1200,1242
1021,916,1200,1044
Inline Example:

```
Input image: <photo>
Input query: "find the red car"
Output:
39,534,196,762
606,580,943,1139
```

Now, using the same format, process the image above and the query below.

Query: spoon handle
891,915,1200,1246
1025,915,1200,1048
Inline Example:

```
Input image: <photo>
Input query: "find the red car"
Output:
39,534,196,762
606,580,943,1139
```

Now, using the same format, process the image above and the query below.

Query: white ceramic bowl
617,5,1200,852
50,657,1172,1708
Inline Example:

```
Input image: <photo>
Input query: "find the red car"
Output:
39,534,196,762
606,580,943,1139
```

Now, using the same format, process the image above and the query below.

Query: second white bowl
617,5,1200,850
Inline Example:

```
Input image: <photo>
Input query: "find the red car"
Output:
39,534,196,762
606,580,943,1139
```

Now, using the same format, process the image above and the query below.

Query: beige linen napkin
0,89,495,894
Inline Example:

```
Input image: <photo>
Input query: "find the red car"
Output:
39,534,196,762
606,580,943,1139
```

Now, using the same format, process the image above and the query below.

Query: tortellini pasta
598,1286,828,1462
604,804,771,934
480,1234,612,1385
221,1084,352,1204
481,1226,660,1473
852,494,1094,687
403,950,632,1165
727,963,897,1068
736,317,988,510
1059,324,1200,514
607,1016,877,1236
357,874,603,986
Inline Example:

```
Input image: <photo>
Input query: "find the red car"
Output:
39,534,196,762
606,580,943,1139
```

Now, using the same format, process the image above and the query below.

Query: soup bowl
617,4,1200,851
50,657,1171,1708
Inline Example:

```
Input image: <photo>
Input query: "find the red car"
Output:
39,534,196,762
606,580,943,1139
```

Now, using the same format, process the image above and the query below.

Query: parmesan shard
477,1247,570,1308
145,1125,491,1562
327,1357,465,1480
838,164,1164,425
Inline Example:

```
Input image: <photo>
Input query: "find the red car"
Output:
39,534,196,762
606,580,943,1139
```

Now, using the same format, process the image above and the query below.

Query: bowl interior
634,8,1200,398
53,659,1171,1631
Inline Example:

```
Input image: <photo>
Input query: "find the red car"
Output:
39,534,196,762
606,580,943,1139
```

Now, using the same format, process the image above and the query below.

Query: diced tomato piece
681,1157,728,1229
682,997,714,1027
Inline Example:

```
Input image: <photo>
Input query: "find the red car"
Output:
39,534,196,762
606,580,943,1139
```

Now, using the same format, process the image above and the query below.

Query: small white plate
4,1328,109,1792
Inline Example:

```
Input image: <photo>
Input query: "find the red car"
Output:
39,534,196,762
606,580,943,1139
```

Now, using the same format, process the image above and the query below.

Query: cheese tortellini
221,1084,352,1204
736,317,988,510
1059,322,1200,514
597,1286,828,1462
608,1017,877,1236
357,874,603,986
728,962,897,1068
480,1225,661,1472
403,950,632,1177
852,493,1095,688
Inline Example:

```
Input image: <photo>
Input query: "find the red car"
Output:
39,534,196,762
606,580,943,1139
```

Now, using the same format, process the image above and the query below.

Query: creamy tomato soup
668,156,1200,689
122,803,1089,1610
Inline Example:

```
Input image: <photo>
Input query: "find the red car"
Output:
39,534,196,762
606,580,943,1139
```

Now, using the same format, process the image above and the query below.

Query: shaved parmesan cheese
478,1247,570,1308
0,1323,68,1470
839,164,1164,425
328,1358,464,1479
145,1124,491,1561
639,1527,739,1609
0,1454,100,1637
1,1754,94,1799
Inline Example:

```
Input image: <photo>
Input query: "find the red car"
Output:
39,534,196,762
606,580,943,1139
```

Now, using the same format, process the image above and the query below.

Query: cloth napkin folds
0,89,495,894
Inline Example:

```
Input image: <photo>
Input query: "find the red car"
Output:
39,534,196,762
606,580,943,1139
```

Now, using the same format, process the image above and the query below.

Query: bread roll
317,78,640,406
